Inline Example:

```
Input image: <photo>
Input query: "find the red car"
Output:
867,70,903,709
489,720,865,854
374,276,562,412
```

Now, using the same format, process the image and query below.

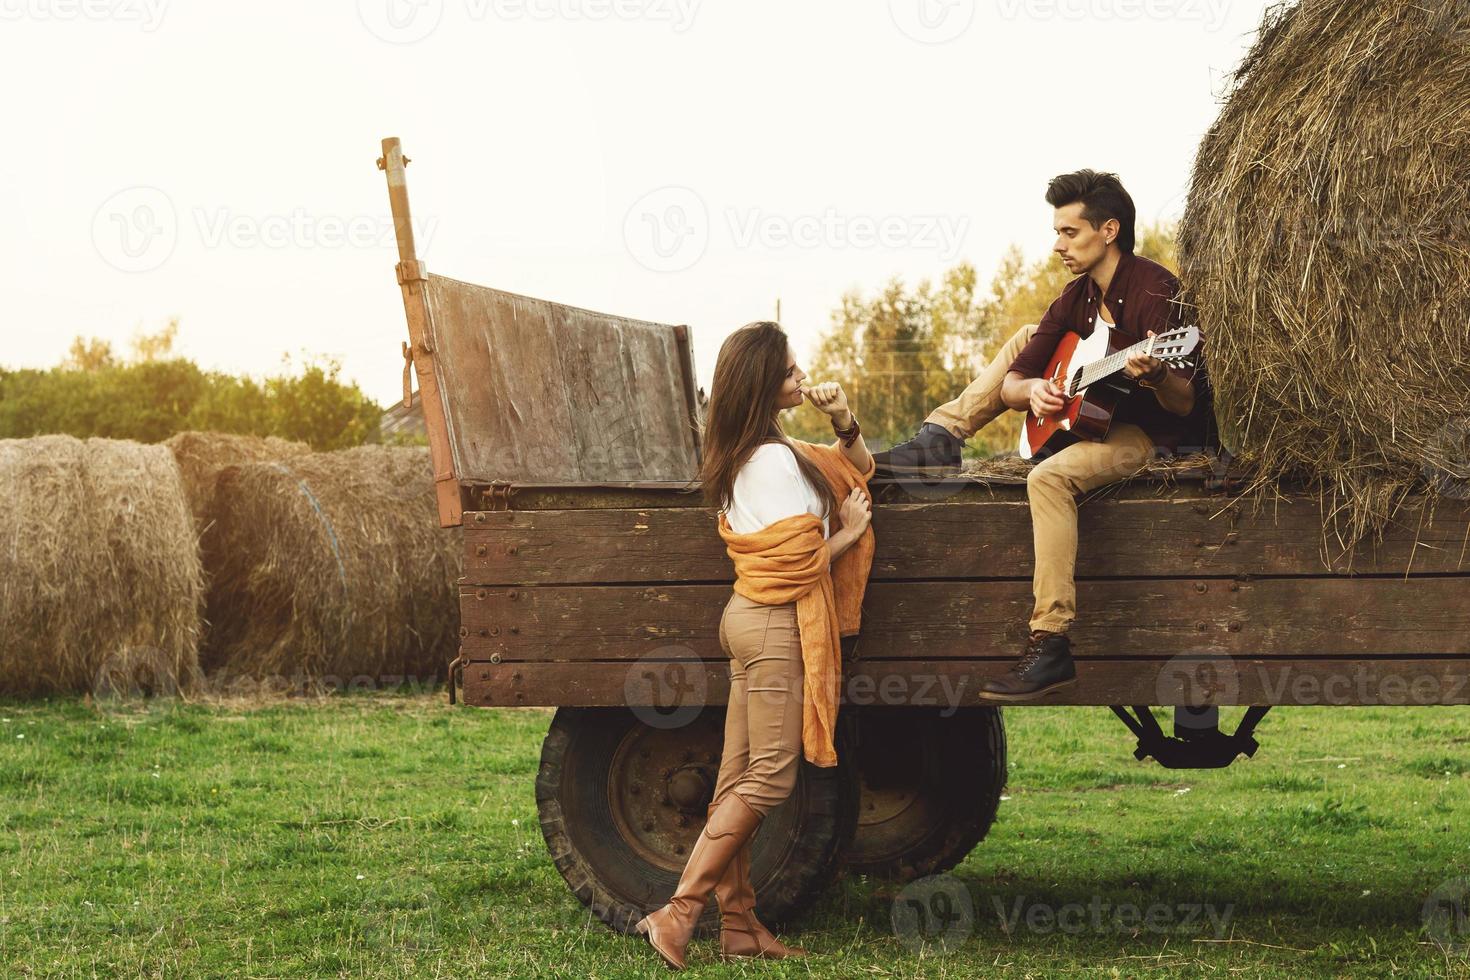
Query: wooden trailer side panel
456,492,1470,708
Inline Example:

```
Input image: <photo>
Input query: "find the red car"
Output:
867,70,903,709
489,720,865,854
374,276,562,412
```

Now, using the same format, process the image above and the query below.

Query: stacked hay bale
164,431,311,532
200,445,461,690
0,436,203,697
1178,0,1470,541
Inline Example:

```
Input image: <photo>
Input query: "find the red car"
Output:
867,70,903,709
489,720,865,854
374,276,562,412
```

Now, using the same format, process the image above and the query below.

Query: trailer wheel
844,706,1007,880
536,706,858,935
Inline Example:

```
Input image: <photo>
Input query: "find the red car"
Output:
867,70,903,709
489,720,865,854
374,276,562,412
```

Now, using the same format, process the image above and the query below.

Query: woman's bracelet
832,412,861,447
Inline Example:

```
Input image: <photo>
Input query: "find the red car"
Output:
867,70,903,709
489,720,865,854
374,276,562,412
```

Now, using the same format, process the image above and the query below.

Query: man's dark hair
1045,169,1136,254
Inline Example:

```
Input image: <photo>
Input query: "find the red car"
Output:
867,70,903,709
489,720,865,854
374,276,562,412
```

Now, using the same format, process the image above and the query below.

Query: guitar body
1018,325,1136,460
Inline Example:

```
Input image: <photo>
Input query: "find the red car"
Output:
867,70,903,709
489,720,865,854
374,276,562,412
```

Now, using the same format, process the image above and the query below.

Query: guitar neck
1075,335,1159,391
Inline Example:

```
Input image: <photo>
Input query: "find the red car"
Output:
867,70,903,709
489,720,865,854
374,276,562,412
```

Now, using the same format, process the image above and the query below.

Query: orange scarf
717,439,876,767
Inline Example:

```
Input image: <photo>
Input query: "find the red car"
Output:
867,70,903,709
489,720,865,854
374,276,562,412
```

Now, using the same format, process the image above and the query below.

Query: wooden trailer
376,138,1470,935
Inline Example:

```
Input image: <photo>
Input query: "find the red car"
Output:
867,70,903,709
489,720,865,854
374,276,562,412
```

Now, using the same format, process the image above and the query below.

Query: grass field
1,692,1467,978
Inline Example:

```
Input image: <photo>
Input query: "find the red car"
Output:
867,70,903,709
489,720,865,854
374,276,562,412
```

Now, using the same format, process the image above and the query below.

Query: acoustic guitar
1018,323,1201,460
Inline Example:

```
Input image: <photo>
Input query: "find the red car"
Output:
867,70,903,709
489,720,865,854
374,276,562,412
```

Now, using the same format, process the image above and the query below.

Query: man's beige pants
710,591,803,817
925,323,1157,634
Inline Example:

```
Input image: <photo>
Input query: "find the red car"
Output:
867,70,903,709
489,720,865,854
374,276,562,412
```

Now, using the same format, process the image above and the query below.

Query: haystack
200,445,461,689
0,436,204,697
1178,0,1470,540
163,430,311,531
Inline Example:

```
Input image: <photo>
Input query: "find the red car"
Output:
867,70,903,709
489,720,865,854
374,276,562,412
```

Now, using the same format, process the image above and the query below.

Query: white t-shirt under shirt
722,442,830,538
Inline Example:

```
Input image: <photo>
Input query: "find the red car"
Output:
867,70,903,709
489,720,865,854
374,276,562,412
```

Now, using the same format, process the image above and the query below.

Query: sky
1,0,1273,409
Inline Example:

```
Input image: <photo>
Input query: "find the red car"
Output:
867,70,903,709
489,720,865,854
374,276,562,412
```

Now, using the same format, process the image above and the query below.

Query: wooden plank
458,578,1470,661
460,658,1470,708
422,276,700,486
461,496,1470,585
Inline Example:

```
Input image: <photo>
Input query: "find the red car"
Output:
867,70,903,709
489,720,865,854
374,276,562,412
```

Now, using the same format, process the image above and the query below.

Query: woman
636,321,876,970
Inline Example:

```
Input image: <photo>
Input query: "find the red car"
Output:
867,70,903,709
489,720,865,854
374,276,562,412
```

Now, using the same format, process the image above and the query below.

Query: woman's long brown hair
699,321,838,524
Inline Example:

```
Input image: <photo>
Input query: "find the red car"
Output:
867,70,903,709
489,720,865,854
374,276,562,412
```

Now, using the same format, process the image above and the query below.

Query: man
872,169,1208,701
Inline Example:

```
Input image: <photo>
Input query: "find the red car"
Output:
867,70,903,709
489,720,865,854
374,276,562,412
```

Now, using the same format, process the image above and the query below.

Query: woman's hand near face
804,381,851,421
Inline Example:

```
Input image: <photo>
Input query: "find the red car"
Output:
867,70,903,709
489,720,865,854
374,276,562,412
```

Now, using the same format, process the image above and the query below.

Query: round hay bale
200,445,461,690
163,430,311,531
1178,0,1470,539
0,436,204,698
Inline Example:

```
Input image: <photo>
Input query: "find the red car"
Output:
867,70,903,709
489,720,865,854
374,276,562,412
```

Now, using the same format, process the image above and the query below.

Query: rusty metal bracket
482,481,515,511
446,647,467,705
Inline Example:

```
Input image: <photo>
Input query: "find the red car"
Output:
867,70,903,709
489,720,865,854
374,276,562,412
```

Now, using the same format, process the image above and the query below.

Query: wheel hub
606,716,722,872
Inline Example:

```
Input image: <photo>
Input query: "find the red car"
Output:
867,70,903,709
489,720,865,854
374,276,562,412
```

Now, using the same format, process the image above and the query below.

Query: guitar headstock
1149,324,1200,366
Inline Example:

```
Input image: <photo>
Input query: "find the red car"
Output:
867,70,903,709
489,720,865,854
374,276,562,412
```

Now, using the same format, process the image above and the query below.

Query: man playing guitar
872,169,1208,700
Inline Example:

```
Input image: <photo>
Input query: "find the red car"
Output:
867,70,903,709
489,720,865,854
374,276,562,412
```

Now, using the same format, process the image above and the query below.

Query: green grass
1,696,1468,977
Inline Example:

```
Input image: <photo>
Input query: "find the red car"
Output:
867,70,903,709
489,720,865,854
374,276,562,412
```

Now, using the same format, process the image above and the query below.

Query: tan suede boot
635,793,761,970
707,802,809,960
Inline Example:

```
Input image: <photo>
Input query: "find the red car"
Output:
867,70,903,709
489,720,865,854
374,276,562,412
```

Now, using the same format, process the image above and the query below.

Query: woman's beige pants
709,591,804,817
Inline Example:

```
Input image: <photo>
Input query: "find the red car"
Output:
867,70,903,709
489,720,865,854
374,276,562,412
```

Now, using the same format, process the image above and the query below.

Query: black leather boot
871,422,963,477
979,631,1077,701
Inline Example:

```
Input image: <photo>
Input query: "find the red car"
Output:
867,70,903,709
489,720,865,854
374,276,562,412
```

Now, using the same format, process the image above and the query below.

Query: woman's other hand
838,486,871,534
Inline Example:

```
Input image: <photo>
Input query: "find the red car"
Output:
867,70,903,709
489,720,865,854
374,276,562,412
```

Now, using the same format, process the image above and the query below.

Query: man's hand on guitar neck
1124,330,1195,417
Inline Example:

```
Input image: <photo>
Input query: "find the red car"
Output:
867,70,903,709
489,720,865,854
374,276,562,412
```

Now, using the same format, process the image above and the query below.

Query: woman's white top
722,442,830,538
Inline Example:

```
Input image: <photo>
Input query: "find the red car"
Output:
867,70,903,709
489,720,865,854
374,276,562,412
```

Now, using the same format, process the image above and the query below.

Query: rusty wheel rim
605,714,724,872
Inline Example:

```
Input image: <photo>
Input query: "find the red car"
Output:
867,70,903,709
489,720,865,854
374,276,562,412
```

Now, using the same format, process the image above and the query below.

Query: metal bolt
673,844,685,855
474,513,486,523
510,627,520,635
1228,621,1241,632
489,626,500,636
475,544,487,557
509,590,520,600
458,626,469,638
1194,582,1207,594
507,545,518,556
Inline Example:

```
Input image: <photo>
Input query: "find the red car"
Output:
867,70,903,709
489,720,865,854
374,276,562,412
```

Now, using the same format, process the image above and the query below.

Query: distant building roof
379,396,426,440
